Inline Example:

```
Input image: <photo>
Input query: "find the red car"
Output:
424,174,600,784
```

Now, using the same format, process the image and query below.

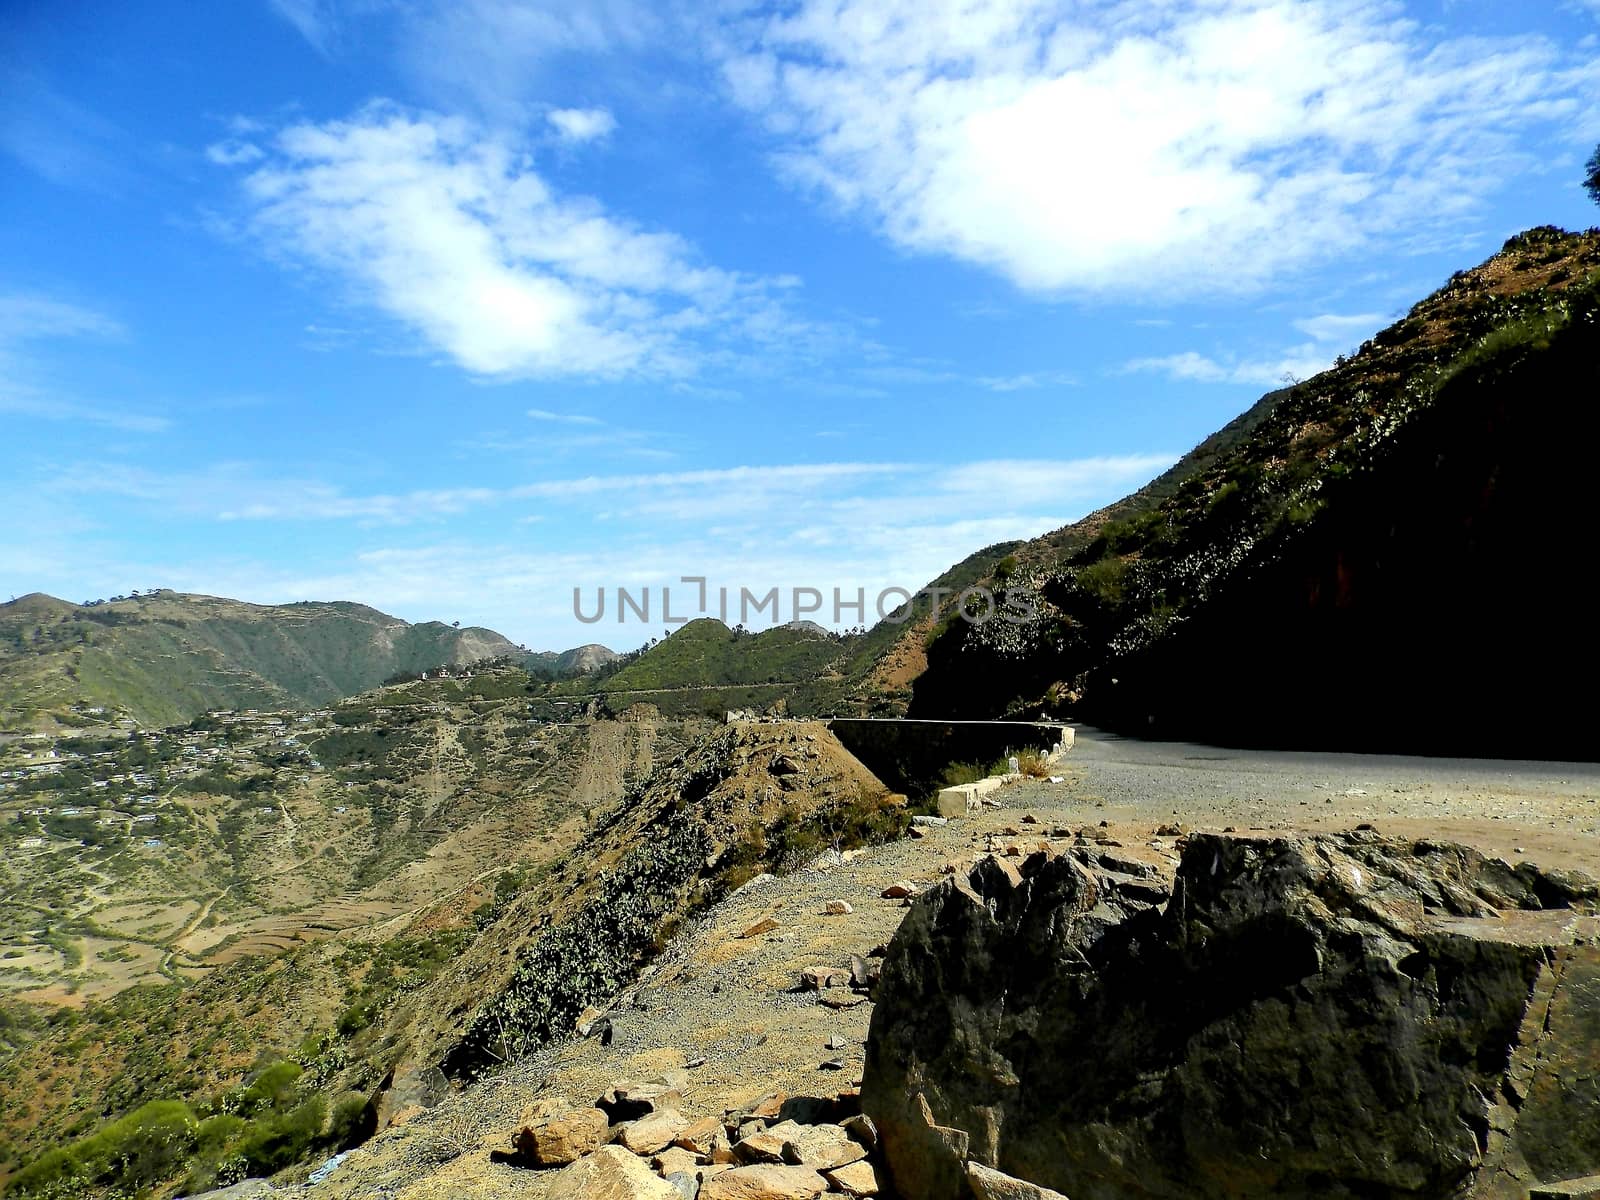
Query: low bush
1015,749,1051,778
6,1100,199,1197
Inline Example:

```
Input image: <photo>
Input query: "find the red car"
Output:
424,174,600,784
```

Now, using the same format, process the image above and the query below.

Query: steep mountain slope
392,720,899,1088
911,226,1600,758
0,591,600,730
0,679,707,1187
0,714,901,1196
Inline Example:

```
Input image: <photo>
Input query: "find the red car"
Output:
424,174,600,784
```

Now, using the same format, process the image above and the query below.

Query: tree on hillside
1587,143,1600,208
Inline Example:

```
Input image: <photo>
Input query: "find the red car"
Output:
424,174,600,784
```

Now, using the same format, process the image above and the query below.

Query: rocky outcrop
862,832,1600,1200
547,1145,681,1199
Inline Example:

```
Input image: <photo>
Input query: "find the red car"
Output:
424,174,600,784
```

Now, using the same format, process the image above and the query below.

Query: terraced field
0,669,694,1011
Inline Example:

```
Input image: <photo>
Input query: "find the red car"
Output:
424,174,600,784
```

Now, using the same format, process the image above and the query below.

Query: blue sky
3,0,1597,650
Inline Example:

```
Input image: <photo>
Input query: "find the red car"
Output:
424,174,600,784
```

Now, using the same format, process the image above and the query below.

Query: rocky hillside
0,715,904,1197
911,226,1600,758
0,591,605,730
381,719,900,1094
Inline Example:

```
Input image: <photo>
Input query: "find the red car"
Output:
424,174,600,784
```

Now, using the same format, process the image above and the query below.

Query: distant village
0,705,329,857
0,664,591,866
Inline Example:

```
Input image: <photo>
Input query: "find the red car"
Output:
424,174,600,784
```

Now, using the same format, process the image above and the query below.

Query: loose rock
548,1145,680,1200
619,1109,692,1156
697,1163,829,1200
654,1147,701,1177
825,1160,879,1197
966,1161,1070,1200
799,966,848,991
675,1117,724,1156
513,1106,610,1166
779,1123,867,1170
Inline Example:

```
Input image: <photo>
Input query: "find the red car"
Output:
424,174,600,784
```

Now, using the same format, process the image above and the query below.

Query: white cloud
463,414,676,459
547,107,617,143
855,362,1078,392
1124,346,1332,388
0,294,124,343
1292,312,1386,345
0,389,170,433
723,0,1590,297
44,460,917,525
223,103,792,377
0,74,130,192
526,407,604,425
267,0,339,55
976,370,1078,392
397,0,660,123
0,294,166,431
42,455,1177,534
935,456,1176,508
205,139,264,166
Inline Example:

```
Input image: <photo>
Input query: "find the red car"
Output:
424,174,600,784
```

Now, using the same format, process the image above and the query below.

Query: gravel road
1046,724,1600,876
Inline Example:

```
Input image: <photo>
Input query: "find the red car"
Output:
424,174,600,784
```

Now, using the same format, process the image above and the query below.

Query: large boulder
862,833,1600,1200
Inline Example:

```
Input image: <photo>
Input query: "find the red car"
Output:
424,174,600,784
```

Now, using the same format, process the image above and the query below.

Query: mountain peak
2,592,75,615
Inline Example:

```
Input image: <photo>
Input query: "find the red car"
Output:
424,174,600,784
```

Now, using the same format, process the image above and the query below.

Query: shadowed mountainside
911,226,1600,758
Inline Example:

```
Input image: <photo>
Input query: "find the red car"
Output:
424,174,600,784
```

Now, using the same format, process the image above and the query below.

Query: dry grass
1015,750,1052,779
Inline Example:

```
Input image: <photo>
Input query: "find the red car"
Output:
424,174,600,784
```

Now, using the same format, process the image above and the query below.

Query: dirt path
162,886,231,974
170,886,229,952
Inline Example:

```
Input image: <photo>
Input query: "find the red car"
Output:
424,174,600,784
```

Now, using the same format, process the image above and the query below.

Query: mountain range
0,591,615,731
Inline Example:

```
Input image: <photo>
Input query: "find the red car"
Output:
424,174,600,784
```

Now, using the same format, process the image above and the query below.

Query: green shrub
196,1113,246,1156
1073,556,1130,608
334,1001,375,1038
326,1094,372,1149
231,1097,326,1178
716,823,767,891
7,1100,198,1197
232,1060,302,1116
939,761,988,787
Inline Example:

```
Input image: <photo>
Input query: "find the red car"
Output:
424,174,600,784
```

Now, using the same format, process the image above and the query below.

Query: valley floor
290,727,1600,1199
